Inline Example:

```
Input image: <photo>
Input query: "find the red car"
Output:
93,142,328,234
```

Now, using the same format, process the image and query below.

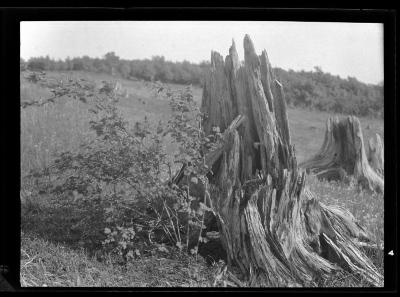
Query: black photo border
0,5,397,294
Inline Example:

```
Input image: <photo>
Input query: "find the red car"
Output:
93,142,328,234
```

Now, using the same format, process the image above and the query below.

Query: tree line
20,53,383,118
274,67,383,118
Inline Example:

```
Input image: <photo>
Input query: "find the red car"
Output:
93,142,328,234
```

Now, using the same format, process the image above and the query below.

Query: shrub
25,72,218,263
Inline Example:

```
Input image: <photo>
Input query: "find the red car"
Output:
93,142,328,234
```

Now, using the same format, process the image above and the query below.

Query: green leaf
105,207,114,214
190,247,198,254
120,241,127,249
200,237,208,243
158,245,169,253
126,250,134,259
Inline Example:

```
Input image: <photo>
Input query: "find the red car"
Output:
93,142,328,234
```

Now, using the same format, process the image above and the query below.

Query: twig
195,178,208,261
186,176,190,253
163,200,179,244
22,255,38,267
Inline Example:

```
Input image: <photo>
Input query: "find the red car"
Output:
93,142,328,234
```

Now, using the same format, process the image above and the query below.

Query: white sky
20,21,384,85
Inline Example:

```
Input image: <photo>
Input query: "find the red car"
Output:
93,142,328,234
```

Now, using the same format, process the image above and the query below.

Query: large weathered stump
175,35,383,287
299,116,384,193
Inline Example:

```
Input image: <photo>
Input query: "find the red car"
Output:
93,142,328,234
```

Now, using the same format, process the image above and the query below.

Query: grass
20,71,200,178
21,231,224,287
20,189,233,287
21,74,96,176
20,70,384,287
307,175,384,241
307,174,384,280
20,177,384,287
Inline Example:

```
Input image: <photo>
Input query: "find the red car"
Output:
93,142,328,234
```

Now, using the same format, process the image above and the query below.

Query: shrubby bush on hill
20,53,383,118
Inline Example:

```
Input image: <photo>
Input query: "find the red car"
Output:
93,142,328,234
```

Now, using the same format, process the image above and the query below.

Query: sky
20,21,384,85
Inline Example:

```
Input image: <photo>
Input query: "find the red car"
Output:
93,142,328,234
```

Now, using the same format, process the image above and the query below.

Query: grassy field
20,71,384,287
21,71,383,173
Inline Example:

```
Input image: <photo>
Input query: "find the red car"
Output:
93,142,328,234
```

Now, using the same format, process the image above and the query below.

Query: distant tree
313,66,323,73
162,63,174,82
72,58,84,71
20,58,26,71
27,57,47,71
152,56,167,81
138,60,156,81
104,52,120,75
93,58,108,73
65,57,73,71
117,61,131,79
81,55,94,72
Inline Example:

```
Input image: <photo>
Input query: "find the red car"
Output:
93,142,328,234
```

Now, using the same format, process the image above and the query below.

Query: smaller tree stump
299,116,384,193
368,133,384,177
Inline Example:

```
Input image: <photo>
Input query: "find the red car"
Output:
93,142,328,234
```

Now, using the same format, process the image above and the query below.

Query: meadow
20,71,384,287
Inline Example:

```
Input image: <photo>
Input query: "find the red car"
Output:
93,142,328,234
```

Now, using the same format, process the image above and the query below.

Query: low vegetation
21,231,226,287
20,70,384,287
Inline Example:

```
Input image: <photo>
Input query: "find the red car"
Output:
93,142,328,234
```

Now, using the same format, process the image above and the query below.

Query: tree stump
299,116,384,193
180,35,383,287
368,133,384,177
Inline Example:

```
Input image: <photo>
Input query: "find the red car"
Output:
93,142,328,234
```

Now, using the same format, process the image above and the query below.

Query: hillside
20,70,383,173
21,54,384,118
20,70,384,287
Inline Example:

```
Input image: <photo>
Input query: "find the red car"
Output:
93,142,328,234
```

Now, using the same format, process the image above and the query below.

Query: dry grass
307,175,384,242
20,75,95,177
21,231,228,287
307,174,384,286
20,71,202,179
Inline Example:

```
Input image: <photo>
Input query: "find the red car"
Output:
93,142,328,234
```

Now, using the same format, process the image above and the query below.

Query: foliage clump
25,72,219,264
